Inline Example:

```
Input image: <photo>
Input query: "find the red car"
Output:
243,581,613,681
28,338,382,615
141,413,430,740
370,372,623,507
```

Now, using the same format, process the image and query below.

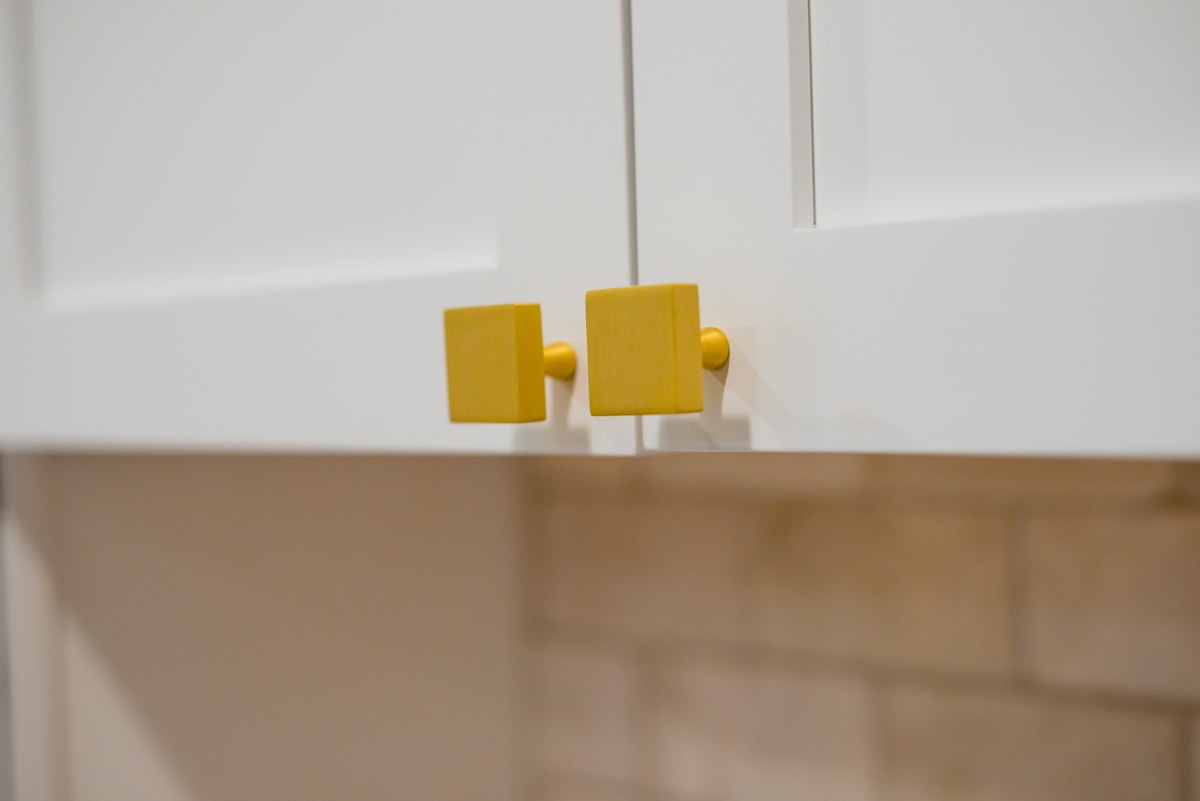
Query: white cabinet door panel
0,0,636,453
35,1,497,306
632,0,1200,456
811,0,1200,226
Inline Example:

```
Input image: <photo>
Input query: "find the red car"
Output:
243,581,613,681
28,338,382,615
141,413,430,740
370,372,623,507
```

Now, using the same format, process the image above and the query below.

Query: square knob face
586,284,703,415
444,303,546,423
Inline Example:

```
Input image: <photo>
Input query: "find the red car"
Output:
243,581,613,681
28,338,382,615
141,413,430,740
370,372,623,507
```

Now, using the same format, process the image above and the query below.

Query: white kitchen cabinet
4,0,1199,457
633,0,1200,456
0,0,637,454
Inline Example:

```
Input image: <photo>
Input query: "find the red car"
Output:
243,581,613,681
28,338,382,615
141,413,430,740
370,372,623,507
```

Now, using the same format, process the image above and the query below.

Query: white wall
2,455,523,801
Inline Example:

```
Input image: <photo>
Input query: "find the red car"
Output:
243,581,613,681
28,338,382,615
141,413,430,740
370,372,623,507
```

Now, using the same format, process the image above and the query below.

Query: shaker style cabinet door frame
631,0,1200,456
0,0,637,454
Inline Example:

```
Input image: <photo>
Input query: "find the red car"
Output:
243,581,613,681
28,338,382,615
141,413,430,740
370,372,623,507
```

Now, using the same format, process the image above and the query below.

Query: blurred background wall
0,456,522,801
3,454,1199,801
526,455,1200,801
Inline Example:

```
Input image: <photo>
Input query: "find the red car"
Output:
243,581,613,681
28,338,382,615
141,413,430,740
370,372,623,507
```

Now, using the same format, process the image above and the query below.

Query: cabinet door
0,0,636,454
632,0,1200,455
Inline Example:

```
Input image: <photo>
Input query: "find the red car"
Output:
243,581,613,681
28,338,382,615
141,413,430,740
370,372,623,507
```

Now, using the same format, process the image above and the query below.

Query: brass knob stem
543,342,576,381
700,327,730,371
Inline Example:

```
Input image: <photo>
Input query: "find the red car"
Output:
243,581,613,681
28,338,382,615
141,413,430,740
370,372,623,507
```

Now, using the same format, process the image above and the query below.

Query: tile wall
525,456,1200,801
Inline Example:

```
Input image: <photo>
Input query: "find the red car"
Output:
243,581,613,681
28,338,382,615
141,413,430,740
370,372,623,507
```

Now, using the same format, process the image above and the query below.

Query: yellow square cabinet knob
585,284,729,416
444,303,576,423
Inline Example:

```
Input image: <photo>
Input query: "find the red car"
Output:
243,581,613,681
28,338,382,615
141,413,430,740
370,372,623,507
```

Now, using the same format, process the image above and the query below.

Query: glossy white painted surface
0,0,636,453
35,1,498,306
634,0,1200,455
812,0,1200,226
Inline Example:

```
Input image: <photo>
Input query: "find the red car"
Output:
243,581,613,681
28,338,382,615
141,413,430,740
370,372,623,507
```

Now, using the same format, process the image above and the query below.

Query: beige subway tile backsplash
1191,717,1200,801
751,508,1012,674
536,501,765,645
633,453,867,502
524,454,1200,801
646,657,875,801
1023,512,1200,701
883,685,1180,801
535,777,634,801
865,456,1172,506
531,458,640,501
531,638,637,784
1179,463,1200,501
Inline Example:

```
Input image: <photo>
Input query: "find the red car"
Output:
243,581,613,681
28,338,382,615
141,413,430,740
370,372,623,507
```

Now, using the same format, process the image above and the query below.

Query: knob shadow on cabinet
585,283,728,416
444,303,575,423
